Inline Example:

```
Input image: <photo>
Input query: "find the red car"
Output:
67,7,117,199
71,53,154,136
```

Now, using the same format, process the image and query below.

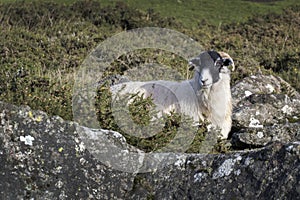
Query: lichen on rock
231,74,300,148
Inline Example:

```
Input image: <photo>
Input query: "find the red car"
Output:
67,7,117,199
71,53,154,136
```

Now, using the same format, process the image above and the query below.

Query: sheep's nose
201,79,208,85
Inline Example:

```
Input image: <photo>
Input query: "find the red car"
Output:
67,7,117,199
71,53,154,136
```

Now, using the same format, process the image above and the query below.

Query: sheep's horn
218,51,235,71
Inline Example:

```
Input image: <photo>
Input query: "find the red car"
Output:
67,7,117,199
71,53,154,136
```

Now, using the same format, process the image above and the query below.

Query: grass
113,0,300,27
0,0,300,152
2,0,300,26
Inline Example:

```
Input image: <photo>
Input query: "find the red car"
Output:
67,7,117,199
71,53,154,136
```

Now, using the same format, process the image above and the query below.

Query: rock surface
231,74,300,148
1,74,300,199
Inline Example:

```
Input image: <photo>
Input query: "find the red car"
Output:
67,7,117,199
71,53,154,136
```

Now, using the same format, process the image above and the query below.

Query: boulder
231,74,300,148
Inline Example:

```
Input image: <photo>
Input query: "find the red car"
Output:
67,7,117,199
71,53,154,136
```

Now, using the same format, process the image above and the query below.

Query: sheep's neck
207,75,232,126
190,71,202,91
191,72,232,125
197,87,211,119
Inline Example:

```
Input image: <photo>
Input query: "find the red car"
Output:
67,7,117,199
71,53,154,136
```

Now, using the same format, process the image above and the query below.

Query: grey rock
0,102,134,199
129,141,300,200
231,74,300,107
231,74,300,148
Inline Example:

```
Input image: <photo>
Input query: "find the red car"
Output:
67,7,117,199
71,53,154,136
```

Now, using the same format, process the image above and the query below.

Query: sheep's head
189,50,234,88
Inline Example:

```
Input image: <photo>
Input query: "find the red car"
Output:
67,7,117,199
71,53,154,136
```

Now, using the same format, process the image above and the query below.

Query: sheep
110,50,234,139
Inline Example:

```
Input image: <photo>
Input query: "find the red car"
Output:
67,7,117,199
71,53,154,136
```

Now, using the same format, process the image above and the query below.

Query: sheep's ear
188,66,195,71
188,63,195,71
188,57,199,71
223,58,235,71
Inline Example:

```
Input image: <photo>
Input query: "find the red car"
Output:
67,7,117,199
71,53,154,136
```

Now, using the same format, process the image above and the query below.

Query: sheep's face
189,51,234,88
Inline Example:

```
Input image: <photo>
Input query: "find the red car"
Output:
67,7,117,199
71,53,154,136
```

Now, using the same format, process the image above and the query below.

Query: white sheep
110,50,234,139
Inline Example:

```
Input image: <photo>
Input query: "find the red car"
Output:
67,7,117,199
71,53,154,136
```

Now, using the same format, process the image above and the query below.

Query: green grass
113,0,300,26
2,0,300,26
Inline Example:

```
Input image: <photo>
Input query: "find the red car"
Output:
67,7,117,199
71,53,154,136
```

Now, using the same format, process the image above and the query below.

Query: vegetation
0,0,300,152
3,0,300,26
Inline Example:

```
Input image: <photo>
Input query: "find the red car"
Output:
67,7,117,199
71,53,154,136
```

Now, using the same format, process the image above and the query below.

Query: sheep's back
110,80,201,121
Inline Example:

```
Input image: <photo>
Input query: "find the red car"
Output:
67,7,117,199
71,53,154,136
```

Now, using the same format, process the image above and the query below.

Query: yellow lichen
58,147,64,153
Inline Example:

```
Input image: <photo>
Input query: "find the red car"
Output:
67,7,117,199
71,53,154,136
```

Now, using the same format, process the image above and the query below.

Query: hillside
0,0,300,152
1,0,299,118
